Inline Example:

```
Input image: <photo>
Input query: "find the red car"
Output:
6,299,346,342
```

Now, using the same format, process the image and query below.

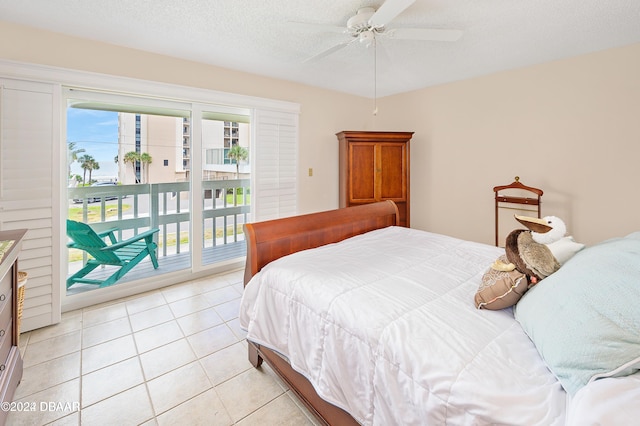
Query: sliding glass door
64,90,254,298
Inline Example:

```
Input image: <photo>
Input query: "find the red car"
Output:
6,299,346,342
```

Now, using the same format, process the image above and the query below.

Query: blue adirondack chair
66,220,159,288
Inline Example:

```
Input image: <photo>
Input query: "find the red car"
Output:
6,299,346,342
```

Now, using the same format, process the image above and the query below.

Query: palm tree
67,141,85,179
123,151,140,183
87,159,99,184
78,154,95,185
227,145,248,178
139,152,153,184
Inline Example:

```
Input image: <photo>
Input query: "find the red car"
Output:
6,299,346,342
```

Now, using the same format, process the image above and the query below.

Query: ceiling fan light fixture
359,30,375,46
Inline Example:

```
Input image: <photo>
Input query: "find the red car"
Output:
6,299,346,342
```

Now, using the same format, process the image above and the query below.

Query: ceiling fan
296,0,463,62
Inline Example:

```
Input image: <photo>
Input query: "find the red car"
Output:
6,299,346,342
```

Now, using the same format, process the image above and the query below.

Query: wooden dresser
337,131,413,227
0,229,25,425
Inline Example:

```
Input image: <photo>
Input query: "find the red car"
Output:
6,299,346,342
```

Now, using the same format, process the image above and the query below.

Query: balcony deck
66,180,250,296
67,240,247,295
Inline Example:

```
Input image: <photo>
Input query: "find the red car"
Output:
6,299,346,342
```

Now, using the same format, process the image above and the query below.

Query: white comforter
240,226,568,425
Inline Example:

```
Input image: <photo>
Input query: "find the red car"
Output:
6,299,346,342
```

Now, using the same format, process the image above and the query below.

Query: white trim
0,59,300,114
190,104,204,273
51,83,63,325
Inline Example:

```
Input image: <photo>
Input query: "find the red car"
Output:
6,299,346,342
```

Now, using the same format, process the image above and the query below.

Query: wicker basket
17,271,27,334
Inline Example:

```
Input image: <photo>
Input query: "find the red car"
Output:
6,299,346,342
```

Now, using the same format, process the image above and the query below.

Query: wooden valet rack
493,176,543,247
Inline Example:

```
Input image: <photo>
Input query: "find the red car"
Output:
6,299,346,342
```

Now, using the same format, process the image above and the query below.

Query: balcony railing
67,180,250,289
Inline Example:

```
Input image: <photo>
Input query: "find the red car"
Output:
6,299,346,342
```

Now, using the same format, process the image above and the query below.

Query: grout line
15,272,300,425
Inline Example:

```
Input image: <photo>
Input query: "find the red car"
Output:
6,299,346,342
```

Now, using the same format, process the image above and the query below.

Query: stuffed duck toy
492,215,567,284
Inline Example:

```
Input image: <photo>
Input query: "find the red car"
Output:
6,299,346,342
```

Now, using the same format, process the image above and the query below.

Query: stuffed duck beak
516,215,567,245
514,215,553,234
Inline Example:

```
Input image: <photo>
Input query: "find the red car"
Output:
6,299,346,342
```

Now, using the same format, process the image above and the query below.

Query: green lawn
224,194,250,204
68,205,132,222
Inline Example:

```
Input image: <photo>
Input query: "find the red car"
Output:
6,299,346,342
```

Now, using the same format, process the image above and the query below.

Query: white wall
375,43,640,245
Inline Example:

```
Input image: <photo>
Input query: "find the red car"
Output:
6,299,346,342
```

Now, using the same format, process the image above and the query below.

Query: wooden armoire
337,131,413,227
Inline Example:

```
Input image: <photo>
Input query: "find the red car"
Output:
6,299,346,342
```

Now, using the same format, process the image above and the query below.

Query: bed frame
242,200,399,425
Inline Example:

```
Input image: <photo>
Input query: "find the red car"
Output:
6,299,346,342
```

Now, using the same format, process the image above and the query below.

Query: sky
67,108,119,179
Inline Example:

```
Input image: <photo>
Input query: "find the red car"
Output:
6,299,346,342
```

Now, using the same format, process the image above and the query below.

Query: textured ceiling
1,0,640,97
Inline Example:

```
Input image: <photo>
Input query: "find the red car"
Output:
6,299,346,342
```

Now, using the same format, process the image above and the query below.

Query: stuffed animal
493,215,566,284
476,214,584,310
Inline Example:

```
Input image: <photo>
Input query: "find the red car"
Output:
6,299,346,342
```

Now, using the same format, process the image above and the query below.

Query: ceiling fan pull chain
373,37,378,116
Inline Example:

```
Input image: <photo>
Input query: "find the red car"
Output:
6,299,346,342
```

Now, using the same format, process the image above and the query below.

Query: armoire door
337,131,412,228
348,143,377,203
379,143,407,200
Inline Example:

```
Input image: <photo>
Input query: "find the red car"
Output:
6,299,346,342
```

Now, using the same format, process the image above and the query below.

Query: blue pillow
514,234,640,396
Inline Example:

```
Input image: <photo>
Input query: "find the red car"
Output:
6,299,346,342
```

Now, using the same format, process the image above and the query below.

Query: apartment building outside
117,113,250,185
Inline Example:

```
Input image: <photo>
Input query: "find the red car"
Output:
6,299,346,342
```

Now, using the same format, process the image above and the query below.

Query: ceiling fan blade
369,0,416,28
386,28,463,42
287,21,347,34
303,39,357,63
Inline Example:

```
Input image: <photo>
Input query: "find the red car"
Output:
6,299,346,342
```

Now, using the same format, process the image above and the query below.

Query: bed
239,201,640,425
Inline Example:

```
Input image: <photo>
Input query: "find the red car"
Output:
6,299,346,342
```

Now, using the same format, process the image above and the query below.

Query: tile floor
8,269,320,426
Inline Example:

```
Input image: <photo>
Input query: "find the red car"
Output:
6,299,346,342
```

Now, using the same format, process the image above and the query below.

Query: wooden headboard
243,200,399,285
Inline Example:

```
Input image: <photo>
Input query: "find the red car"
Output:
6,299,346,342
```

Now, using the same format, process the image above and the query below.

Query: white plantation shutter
0,78,61,331
252,109,299,222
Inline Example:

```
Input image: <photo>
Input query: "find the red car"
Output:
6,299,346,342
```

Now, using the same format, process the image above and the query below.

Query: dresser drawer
0,289,12,364
0,269,11,303
0,288,11,329
0,321,14,390
0,290,13,329
0,319,12,376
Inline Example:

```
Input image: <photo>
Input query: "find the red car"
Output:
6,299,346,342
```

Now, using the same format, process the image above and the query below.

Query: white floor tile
125,290,167,315
81,316,131,349
81,334,137,374
186,323,238,358
81,356,144,407
16,272,317,425
139,338,196,380
156,388,232,426
176,307,224,336
215,368,284,422
27,310,82,344
202,287,240,306
146,361,212,415
200,342,252,386
22,331,82,368
168,294,211,318
133,320,184,353
160,281,201,303
15,351,81,400
129,304,174,332
236,393,313,426
214,298,241,321
80,384,154,425
82,302,128,328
